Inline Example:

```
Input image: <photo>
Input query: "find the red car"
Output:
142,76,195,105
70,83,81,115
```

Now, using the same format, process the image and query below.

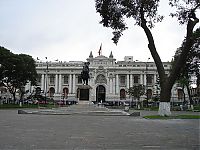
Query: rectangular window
147,74,153,84
134,75,139,84
50,75,55,85
120,75,126,86
63,75,68,84
78,75,82,84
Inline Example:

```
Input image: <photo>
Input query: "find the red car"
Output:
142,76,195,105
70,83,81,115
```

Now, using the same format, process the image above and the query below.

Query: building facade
27,51,178,103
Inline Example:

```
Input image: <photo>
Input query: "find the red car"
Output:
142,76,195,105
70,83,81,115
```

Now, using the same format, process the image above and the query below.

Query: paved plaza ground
0,107,199,150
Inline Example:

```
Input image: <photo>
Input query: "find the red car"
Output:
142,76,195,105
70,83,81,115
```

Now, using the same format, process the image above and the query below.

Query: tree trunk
186,84,193,105
182,86,186,104
12,92,16,103
158,82,172,116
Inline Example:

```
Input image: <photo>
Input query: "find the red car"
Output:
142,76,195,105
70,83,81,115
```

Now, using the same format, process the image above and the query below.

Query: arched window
96,85,106,102
120,89,126,100
35,87,41,95
147,89,152,100
177,89,184,100
49,87,55,97
63,88,69,99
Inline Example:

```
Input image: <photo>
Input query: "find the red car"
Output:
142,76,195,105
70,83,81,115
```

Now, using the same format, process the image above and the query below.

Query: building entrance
96,85,106,103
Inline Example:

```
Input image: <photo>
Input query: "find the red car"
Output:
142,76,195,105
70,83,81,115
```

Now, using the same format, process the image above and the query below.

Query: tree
16,54,38,101
0,46,37,102
126,84,145,108
95,0,199,116
0,47,14,81
175,27,200,105
188,27,200,89
0,46,18,101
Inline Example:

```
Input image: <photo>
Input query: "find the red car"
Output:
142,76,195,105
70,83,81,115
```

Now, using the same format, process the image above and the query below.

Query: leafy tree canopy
126,84,145,100
96,0,199,44
0,46,37,100
96,0,163,44
175,27,200,86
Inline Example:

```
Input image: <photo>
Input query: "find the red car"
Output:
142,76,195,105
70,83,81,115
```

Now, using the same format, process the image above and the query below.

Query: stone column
58,74,62,94
154,74,157,84
73,74,76,93
144,74,147,86
127,74,129,89
55,74,58,93
116,74,119,94
140,74,143,85
41,74,45,91
113,77,116,94
44,74,47,93
130,74,133,87
110,78,113,94
47,75,49,93
69,74,72,94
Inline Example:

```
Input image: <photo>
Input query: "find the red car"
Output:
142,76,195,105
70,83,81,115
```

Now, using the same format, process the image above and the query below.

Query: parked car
24,99,33,104
33,100,49,105
56,100,65,105
39,100,49,104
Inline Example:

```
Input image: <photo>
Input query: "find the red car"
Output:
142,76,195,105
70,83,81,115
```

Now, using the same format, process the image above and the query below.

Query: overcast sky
0,0,199,62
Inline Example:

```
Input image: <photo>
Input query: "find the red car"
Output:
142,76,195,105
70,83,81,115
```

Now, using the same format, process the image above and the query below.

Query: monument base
78,85,92,103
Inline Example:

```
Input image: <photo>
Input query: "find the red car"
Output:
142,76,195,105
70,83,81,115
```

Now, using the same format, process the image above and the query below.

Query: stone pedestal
77,85,92,104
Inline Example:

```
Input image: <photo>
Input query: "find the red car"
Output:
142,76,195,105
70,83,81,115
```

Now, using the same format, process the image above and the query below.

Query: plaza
0,107,199,150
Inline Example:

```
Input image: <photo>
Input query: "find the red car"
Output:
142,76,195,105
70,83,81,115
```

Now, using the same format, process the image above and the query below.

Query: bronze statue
81,62,90,85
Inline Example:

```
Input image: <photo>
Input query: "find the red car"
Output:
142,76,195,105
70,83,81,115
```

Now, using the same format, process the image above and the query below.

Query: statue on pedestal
81,62,90,85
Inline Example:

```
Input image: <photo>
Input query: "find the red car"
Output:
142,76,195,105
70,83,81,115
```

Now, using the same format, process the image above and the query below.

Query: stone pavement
0,105,199,150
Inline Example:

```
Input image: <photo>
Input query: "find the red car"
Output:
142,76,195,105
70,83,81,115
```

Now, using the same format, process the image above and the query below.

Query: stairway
18,103,130,116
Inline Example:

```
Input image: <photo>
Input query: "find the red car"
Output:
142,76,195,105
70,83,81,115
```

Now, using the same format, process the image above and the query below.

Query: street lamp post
0,64,2,104
145,58,150,107
45,57,48,104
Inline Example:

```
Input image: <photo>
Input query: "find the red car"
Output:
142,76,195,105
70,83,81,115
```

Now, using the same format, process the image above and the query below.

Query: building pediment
87,54,116,67
94,55,108,60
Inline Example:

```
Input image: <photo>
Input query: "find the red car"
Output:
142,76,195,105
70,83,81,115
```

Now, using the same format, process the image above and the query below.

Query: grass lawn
144,115,200,119
0,104,37,109
0,104,59,109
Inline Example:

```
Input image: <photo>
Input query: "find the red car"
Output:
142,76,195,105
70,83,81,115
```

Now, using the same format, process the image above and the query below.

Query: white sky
0,0,199,62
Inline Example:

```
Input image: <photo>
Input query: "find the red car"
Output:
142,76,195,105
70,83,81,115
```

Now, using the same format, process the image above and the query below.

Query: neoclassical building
27,51,179,103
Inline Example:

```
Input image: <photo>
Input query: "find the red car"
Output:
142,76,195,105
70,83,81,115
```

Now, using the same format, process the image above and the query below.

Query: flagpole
98,43,102,56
